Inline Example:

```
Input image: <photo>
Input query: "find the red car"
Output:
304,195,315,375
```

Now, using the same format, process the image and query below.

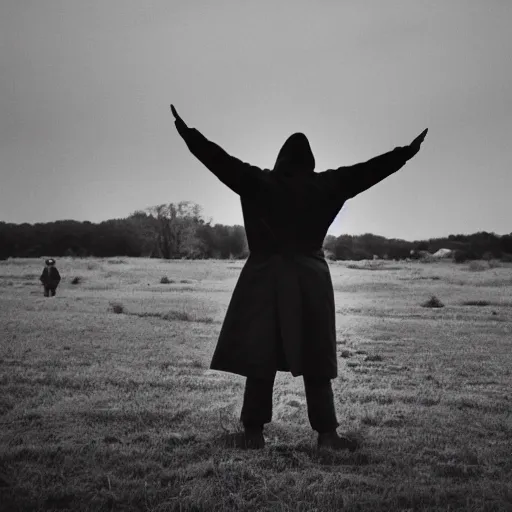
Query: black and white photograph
1,1,511,510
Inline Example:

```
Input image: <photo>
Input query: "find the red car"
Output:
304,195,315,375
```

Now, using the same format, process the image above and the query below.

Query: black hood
273,133,315,175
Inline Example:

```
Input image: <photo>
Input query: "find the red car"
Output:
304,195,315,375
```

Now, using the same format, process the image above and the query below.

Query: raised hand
170,104,188,135
170,104,182,122
407,128,428,159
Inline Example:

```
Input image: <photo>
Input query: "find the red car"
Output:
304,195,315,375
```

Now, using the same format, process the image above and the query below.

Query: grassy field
0,257,511,511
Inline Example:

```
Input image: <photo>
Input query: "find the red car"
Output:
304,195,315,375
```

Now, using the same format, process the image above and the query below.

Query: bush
160,276,173,284
109,302,124,314
421,295,445,308
71,276,82,285
501,253,512,263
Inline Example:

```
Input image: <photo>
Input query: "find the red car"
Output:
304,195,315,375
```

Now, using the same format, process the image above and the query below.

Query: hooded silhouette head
273,133,315,175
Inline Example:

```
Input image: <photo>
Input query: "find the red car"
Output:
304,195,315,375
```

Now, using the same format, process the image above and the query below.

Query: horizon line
1,216,510,243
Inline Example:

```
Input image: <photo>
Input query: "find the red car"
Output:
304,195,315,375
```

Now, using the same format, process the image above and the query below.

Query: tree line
1,201,511,262
323,232,512,262
0,202,247,260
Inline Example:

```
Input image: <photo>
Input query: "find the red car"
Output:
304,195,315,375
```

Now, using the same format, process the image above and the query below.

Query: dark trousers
240,374,339,433
44,286,56,297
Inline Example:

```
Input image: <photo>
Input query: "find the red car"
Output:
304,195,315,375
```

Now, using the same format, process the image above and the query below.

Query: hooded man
40,259,61,297
171,104,427,450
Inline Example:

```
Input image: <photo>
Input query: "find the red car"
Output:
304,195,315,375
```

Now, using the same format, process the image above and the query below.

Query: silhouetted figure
40,259,61,297
171,104,427,450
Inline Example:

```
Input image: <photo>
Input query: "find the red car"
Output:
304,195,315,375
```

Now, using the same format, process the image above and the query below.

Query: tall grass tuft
130,310,214,323
462,300,491,306
107,259,127,264
468,261,486,272
421,295,445,308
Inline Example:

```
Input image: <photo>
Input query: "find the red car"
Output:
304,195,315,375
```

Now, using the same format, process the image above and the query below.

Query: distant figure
171,104,427,450
40,259,61,297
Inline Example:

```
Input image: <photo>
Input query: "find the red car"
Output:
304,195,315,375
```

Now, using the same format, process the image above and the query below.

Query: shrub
501,253,512,263
421,295,445,308
160,276,172,284
71,276,82,285
109,302,124,314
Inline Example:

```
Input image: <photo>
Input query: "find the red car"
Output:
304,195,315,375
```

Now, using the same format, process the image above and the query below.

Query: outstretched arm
322,129,428,199
171,105,271,197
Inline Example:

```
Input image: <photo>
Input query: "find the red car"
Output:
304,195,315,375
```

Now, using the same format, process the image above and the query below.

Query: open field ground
0,257,511,511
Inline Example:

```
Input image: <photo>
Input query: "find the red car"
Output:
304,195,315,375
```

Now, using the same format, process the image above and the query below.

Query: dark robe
40,266,61,288
177,126,414,379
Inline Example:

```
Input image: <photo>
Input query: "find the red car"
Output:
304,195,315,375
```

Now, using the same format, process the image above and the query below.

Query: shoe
317,431,358,452
222,428,265,449
241,427,265,449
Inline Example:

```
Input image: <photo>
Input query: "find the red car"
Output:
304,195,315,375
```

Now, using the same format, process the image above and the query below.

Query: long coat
176,125,414,379
40,266,61,288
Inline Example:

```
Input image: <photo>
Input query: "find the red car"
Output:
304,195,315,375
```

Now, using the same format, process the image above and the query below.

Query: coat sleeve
40,269,46,284
54,269,61,283
176,126,271,197
321,146,413,200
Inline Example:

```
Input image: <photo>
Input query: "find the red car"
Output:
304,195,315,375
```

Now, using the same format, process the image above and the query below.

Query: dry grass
462,300,492,307
0,257,511,511
346,260,404,271
468,261,487,272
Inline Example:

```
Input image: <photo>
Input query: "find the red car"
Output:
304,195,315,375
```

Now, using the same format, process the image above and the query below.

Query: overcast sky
1,0,510,240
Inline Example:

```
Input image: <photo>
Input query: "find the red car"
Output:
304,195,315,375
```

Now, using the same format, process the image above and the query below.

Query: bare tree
143,201,204,259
